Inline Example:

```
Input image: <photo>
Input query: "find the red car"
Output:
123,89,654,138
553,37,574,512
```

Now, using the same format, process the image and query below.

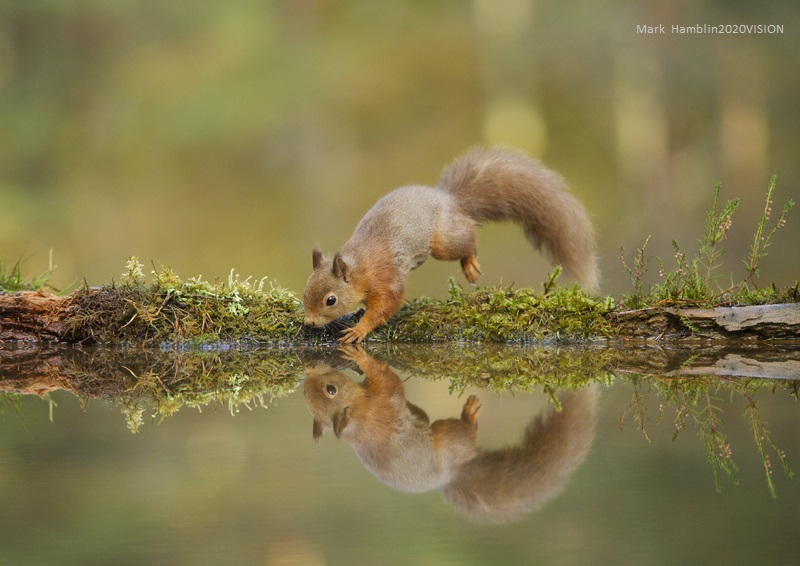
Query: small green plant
620,178,795,308
0,250,56,293
742,176,794,286
541,265,562,295
619,235,652,309
698,183,740,285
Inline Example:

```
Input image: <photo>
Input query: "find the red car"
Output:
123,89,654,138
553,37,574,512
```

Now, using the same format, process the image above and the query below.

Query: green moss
64,259,306,345
369,278,615,343
50,258,616,346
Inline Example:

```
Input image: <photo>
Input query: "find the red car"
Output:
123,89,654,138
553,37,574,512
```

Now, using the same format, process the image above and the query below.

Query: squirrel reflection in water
304,346,598,523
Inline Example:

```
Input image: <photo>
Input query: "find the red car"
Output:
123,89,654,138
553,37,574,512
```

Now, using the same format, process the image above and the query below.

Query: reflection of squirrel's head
303,362,364,441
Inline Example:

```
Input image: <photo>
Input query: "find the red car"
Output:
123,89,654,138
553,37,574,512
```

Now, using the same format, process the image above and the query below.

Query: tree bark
0,290,75,341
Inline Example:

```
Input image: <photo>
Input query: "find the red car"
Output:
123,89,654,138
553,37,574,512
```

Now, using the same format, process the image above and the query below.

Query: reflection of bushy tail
443,385,598,523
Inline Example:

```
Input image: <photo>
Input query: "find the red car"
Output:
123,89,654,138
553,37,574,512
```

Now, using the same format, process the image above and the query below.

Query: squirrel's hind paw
460,255,482,284
461,394,482,424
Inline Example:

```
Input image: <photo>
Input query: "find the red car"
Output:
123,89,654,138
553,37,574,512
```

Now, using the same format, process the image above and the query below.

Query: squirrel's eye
325,384,337,396
325,295,337,307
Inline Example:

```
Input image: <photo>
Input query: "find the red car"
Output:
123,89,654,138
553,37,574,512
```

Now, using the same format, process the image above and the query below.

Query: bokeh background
2,1,798,297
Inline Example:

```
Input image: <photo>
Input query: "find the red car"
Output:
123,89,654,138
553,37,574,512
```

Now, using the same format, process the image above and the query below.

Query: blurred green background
1,1,798,297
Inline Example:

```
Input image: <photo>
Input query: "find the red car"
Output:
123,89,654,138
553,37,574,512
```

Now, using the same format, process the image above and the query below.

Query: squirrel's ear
332,253,349,283
332,407,350,438
312,419,324,442
312,247,323,270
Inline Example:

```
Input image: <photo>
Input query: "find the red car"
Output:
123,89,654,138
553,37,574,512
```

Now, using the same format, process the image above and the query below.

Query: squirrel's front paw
339,326,367,344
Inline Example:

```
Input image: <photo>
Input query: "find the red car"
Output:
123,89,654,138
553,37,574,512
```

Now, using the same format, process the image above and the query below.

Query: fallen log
609,303,800,341
1,286,799,345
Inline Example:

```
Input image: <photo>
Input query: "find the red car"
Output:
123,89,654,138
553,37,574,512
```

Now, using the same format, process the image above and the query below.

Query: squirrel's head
303,363,362,441
303,247,360,327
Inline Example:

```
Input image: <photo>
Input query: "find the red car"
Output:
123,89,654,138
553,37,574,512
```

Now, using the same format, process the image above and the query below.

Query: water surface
1,343,798,565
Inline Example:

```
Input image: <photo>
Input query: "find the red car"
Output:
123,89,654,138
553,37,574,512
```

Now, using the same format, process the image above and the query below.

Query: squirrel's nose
304,317,318,327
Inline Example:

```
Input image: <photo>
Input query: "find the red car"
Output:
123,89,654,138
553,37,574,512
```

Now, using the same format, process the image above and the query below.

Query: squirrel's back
346,185,452,277
438,147,599,292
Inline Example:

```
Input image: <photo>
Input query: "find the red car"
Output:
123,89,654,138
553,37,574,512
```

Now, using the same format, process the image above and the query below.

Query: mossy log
1,286,799,345
608,303,800,341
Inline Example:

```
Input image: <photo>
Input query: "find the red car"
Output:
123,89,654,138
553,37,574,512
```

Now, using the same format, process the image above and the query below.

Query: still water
1,343,799,565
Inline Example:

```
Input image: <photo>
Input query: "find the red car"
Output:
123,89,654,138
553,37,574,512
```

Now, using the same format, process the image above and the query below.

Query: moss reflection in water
0,342,797,497
0,343,304,433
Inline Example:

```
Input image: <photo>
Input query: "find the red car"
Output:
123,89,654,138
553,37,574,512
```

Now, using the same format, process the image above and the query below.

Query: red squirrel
304,346,598,522
303,147,599,342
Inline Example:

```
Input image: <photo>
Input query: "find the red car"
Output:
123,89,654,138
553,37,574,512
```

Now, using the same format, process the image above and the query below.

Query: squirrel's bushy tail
442,385,598,523
438,147,599,292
